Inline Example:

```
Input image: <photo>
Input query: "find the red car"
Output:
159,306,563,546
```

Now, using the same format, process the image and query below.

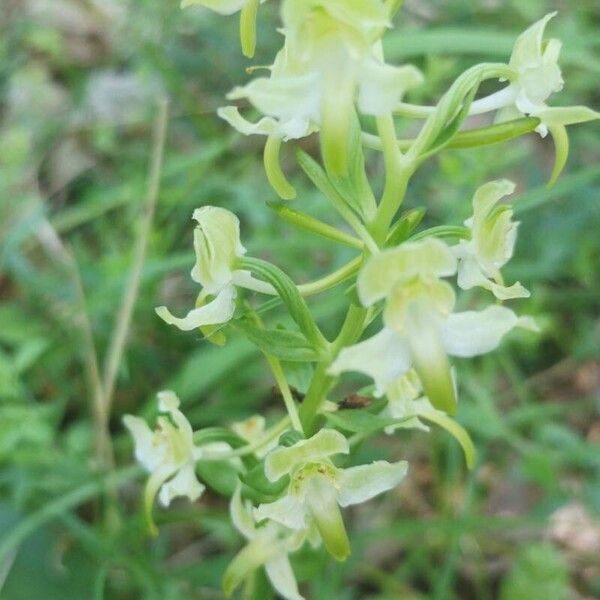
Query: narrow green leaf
238,257,327,350
234,320,320,362
267,201,363,249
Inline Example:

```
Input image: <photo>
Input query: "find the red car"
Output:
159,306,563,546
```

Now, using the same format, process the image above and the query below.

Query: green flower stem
361,117,541,152
298,363,333,435
295,149,380,254
268,201,364,250
299,304,370,434
266,357,304,432
297,256,363,297
200,417,292,462
370,113,415,243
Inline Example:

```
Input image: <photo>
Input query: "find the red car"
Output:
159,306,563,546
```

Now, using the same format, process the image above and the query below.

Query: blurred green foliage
0,0,599,598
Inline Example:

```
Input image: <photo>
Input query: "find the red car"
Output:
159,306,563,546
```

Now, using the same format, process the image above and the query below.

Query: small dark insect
339,394,373,410
271,385,305,403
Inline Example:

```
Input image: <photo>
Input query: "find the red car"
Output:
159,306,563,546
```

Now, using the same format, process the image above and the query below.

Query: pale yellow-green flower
156,207,273,332
330,239,537,414
253,429,407,561
454,180,529,300
219,0,422,176
224,486,306,600
123,391,228,533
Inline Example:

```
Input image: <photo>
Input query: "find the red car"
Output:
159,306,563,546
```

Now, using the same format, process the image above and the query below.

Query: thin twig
97,98,169,468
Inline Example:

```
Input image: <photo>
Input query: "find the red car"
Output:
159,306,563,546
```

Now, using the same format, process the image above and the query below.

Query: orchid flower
470,13,599,138
329,238,537,414
123,391,228,533
381,370,433,434
231,415,278,457
223,486,306,600
253,429,408,561
219,0,423,176
156,206,273,332
454,180,529,300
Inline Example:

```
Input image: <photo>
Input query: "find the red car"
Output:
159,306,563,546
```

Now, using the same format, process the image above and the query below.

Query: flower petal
191,206,245,293
264,429,349,482
537,106,600,127
265,555,305,600
155,285,236,331
338,460,408,507
304,474,350,561
405,300,457,415
254,494,307,530
158,462,205,507
441,305,537,358
328,327,411,396
230,485,256,539
122,415,164,472
358,61,423,116
358,238,457,306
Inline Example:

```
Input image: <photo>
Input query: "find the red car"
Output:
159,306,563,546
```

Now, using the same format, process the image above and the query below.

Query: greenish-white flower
218,0,423,170
472,13,599,136
253,429,408,561
156,206,272,332
329,239,537,414
454,180,529,300
123,391,226,532
381,370,434,434
224,486,306,600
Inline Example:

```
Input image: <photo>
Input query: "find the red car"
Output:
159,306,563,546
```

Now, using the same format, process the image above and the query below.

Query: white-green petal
254,494,307,530
122,415,165,472
155,285,236,331
304,474,350,561
328,328,411,396
358,239,457,306
456,252,529,300
264,429,349,482
441,305,537,358
231,269,276,295
158,462,205,507
404,300,457,415
358,61,424,116
230,485,256,540
536,106,600,127
265,555,305,600
338,460,408,507
510,12,557,71
191,206,245,293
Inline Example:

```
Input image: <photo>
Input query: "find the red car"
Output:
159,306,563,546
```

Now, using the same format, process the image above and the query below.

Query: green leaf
420,76,480,160
325,409,407,434
385,208,427,247
237,257,327,351
239,463,289,497
233,320,320,362
449,117,541,149
296,149,361,218
267,201,363,249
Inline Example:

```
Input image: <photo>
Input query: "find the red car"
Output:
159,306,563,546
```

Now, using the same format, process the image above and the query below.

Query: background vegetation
1,0,599,598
